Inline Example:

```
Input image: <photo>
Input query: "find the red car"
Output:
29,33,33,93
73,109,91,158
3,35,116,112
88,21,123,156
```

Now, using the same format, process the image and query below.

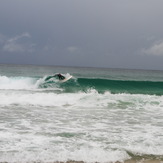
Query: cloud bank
1,1,163,70
2,33,32,53
143,41,163,56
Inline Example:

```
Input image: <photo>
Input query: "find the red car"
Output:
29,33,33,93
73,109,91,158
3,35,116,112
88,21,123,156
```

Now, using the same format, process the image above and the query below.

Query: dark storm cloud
1,0,163,70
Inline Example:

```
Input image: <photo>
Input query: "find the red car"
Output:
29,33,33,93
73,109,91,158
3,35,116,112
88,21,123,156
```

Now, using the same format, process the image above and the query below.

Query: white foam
0,145,130,163
0,76,36,90
0,90,163,162
0,89,163,109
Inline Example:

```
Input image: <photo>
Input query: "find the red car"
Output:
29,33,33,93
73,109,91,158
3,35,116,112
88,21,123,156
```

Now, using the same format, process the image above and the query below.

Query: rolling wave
1,75,163,95
77,78,163,95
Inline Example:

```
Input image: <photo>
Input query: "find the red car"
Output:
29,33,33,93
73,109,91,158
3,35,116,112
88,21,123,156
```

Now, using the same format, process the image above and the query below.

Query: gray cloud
2,33,34,53
3,42,24,53
143,41,163,56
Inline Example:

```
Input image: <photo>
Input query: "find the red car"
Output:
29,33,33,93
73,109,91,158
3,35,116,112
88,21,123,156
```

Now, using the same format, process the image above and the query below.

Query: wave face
0,65,163,163
77,78,163,95
1,75,161,95
1,66,163,95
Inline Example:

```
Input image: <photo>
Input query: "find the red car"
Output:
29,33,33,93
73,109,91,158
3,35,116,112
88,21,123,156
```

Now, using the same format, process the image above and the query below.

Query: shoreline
0,160,163,163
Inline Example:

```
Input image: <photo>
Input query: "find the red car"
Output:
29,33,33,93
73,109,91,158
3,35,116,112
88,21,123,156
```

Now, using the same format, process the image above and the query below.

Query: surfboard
59,75,72,83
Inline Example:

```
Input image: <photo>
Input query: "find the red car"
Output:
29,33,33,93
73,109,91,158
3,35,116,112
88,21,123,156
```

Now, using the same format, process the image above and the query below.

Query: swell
76,78,163,95
1,75,163,95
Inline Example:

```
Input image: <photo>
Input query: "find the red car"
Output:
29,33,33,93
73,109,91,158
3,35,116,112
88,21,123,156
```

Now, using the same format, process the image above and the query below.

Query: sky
1,0,163,70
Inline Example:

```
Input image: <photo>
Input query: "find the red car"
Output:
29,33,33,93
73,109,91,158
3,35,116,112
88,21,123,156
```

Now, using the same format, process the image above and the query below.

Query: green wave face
41,76,163,95
77,78,163,95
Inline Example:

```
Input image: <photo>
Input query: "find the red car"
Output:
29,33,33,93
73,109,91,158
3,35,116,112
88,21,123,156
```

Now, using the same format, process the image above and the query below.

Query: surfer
45,73,65,81
55,73,65,80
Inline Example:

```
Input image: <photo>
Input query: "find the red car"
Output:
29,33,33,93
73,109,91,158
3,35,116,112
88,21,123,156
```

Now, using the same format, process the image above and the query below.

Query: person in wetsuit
45,73,65,81
56,73,65,80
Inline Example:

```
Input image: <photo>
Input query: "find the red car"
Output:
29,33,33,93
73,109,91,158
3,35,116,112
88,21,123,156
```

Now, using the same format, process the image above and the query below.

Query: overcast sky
1,0,163,70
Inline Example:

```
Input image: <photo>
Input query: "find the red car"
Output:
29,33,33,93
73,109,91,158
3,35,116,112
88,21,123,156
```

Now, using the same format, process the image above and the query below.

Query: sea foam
0,72,163,163
0,76,36,90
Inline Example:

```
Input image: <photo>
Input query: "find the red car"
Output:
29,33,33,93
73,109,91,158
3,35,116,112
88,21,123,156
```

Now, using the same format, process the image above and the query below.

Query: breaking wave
1,75,163,95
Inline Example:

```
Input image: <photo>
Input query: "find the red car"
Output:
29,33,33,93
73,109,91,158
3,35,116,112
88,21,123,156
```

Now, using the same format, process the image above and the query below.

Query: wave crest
1,75,163,95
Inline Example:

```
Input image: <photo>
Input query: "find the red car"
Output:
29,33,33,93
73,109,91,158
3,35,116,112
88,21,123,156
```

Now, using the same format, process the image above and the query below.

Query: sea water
0,64,163,163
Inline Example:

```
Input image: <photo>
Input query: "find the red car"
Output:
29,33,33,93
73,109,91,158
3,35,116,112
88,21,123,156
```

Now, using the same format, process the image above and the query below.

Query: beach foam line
0,159,162,163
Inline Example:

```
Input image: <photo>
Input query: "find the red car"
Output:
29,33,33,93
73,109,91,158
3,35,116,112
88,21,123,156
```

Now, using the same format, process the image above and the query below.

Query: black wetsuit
45,73,65,81
57,74,65,80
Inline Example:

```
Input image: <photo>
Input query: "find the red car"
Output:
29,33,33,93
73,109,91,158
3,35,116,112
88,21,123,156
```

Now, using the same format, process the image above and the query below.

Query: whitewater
0,64,163,163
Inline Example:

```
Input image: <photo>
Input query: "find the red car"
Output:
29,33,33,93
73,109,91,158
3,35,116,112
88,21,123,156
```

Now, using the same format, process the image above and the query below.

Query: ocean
0,64,163,163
